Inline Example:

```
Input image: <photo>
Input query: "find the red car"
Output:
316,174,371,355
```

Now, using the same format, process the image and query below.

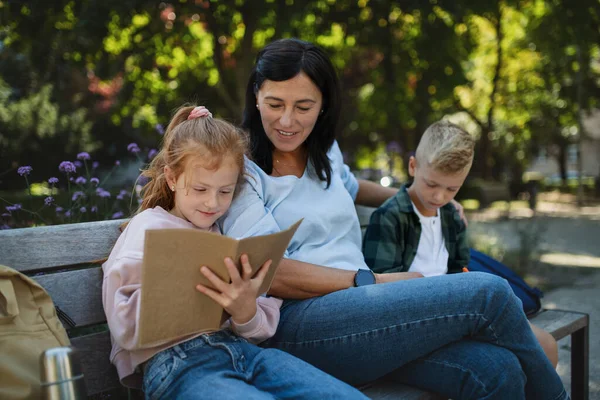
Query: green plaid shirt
362,185,470,274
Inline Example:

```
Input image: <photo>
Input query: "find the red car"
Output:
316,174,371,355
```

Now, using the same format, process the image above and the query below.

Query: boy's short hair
415,120,475,174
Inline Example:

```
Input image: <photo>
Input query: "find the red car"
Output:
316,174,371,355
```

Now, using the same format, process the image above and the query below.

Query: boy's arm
363,208,406,273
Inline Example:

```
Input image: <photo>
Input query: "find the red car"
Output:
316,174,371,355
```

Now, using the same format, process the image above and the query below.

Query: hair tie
187,106,212,120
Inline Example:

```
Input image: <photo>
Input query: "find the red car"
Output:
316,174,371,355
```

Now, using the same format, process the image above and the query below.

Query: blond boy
363,120,558,367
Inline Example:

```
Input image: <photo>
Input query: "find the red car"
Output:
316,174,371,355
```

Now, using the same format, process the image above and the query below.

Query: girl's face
166,155,239,230
256,72,323,155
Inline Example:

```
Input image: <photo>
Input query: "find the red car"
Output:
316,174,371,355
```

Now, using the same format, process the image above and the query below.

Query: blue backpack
467,249,543,316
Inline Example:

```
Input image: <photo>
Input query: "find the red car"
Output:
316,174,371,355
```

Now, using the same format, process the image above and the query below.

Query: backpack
0,265,71,400
468,249,543,316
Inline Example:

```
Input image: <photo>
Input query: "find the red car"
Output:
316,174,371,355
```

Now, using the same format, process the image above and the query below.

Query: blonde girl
101,105,367,400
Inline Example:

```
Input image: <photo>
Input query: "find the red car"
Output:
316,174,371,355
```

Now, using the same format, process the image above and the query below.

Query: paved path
468,200,599,399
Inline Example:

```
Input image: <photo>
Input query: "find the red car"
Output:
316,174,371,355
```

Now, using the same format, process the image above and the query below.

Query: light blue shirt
220,141,369,272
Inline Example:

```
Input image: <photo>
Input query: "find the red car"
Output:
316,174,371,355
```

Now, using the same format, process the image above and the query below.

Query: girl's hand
195,254,272,325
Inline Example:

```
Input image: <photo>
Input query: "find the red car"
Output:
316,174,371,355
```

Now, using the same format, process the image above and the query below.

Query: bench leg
570,323,589,400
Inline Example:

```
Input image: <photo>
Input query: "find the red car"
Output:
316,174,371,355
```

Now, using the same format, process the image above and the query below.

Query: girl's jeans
142,330,368,400
265,272,569,400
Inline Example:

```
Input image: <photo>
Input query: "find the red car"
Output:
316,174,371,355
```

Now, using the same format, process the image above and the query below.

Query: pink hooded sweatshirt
102,206,282,387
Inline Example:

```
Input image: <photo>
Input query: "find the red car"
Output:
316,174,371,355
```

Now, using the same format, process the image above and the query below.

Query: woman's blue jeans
264,272,569,400
142,330,368,400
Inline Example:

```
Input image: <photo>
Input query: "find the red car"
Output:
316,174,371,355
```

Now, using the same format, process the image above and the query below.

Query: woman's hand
450,199,468,227
196,254,272,325
375,271,424,284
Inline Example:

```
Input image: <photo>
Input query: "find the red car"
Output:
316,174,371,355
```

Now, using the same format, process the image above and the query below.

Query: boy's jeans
142,330,368,400
265,272,569,400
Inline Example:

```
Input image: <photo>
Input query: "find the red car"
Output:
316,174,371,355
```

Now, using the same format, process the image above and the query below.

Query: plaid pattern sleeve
362,204,407,274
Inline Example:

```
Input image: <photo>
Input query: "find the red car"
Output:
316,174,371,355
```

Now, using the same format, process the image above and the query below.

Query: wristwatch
354,269,376,287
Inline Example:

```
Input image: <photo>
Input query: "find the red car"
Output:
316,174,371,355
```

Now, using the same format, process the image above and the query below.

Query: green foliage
0,0,599,193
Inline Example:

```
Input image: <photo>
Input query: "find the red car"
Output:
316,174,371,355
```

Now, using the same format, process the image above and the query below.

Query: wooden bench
0,206,590,400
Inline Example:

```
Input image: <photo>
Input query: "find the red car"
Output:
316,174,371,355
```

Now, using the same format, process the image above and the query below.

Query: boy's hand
375,271,424,284
450,199,468,227
195,254,272,325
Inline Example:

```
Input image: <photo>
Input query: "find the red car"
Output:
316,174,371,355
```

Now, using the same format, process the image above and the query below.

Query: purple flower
115,160,121,166
5,204,21,212
148,148,158,160
48,177,59,184
55,207,64,214
112,211,125,219
59,161,76,174
44,197,54,206
17,166,33,176
91,206,98,213
90,177,100,186
116,189,129,200
92,161,99,169
1,213,11,218
0,224,10,230
72,191,86,201
65,210,72,218
155,123,165,135
73,160,83,168
80,207,87,213
96,188,111,198
127,143,141,154
75,176,87,185
77,152,91,160
138,175,150,186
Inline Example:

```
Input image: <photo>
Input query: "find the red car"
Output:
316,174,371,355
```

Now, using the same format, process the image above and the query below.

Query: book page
139,229,236,346
138,219,302,346
236,219,302,295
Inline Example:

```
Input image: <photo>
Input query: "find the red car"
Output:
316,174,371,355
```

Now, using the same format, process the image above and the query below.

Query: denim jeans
264,272,569,400
142,330,368,400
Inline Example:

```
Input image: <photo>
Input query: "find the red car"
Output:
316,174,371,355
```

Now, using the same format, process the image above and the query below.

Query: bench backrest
0,207,377,395
0,218,128,395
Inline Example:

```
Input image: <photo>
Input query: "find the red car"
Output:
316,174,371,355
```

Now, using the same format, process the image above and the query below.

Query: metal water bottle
40,347,87,399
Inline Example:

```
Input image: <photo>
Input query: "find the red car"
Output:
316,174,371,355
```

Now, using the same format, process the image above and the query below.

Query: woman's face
256,72,323,155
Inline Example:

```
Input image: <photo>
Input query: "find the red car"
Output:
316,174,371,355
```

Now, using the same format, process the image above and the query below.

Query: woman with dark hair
221,38,569,400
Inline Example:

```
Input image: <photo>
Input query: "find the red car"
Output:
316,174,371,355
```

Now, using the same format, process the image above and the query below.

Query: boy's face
407,156,469,217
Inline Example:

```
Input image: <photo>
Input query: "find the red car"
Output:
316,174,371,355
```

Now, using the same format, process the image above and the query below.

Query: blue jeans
264,272,569,400
142,330,368,400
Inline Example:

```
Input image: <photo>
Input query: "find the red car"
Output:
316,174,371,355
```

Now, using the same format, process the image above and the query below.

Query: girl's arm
229,296,283,344
196,255,283,343
102,257,151,351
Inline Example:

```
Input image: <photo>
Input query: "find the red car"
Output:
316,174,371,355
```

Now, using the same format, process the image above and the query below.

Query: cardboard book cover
138,219,301,346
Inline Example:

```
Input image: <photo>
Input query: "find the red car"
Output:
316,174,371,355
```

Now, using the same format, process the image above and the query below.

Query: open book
138,219,302,346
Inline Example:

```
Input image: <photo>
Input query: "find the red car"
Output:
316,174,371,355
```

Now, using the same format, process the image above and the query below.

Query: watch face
355,269,375,286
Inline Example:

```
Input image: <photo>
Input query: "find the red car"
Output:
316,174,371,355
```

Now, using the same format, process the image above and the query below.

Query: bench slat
0,219,126,272
529,309,589,341
356,205,375,227
71,332,121,396
35,267,106,327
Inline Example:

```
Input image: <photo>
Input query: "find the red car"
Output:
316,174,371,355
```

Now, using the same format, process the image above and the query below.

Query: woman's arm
355,178,467,225
355,179,398,207
268,258,422,299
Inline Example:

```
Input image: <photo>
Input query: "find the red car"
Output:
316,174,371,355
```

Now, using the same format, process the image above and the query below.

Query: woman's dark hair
241,38,341,187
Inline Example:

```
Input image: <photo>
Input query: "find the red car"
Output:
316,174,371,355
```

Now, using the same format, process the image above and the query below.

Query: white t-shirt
408,200,449,277
221,141,367,272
